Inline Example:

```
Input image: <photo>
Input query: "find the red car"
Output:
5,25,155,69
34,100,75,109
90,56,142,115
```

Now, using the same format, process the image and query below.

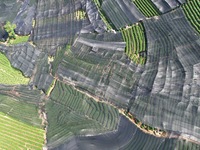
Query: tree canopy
4,21,16,40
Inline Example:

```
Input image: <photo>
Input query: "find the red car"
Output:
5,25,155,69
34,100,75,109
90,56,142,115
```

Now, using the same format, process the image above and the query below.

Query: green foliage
92,0,114,30
46,81,119,148
182,0,200,33
121,23,146,64
3,21,29,45
0,53,29,85
4,21,16,40
0,112,44,149
132,0,161,17
0,90,43,127
75,10,86,20
9,35,29,45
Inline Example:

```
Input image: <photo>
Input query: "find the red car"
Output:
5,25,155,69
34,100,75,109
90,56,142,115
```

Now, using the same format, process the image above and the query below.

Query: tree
4,21,16,40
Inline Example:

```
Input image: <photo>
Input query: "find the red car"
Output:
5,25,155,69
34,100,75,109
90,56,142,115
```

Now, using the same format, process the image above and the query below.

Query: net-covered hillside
55,32,137,109
150,0,186,13
51,115,200,150
31,0,108,55
101,0,145,29
129,8,200,142
0,0,200,149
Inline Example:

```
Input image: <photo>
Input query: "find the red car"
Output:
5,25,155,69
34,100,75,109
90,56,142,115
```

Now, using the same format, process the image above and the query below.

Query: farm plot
182,0,200,33
101,0,145,29
0,112,44,150
131,0,161,17
121,23,146,64
0,85,44,128
46,81,120,149
0,52,29,85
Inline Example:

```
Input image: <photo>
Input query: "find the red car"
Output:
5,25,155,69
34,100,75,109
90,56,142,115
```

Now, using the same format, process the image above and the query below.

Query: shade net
151,0,186,13
129,8,200,142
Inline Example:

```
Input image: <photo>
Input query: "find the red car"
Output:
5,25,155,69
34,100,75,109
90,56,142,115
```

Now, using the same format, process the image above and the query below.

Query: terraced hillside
55,115,200,150
46,81,120,148
0,112,44,150
0,85,44,127
91,0,113,30
0,84,45,149
31,0,107,55
121,23,146,64
101,0,145,29
55,32,135,108
0,0,200,149
130,8,200,142
182,0,200,33
132,0,161,17
150,0,186,13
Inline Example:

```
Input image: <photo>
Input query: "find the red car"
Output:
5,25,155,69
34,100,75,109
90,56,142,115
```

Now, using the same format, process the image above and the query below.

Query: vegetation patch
132,0,161,17
0,53,29,85
0,90,43,128
121,23,146,64
182,0,200,33
46,78,56,96
9,35,29,45
2,21,29,45
75,10,86,20
4,21,16,40
46,81,119,148
0,112,44,150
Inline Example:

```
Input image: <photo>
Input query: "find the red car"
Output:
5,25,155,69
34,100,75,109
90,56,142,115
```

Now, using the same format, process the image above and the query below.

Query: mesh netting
101,0,145,29
151,0,186,13
0,43,41,77
130,8,200,142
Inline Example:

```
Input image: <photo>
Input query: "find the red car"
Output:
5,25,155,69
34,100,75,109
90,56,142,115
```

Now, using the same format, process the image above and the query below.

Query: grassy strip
132,0,161,17
182,0,200,33
0,52,29,85
121,23,146,65
9,35,29,45
0,112,44,149
46,79,56,96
